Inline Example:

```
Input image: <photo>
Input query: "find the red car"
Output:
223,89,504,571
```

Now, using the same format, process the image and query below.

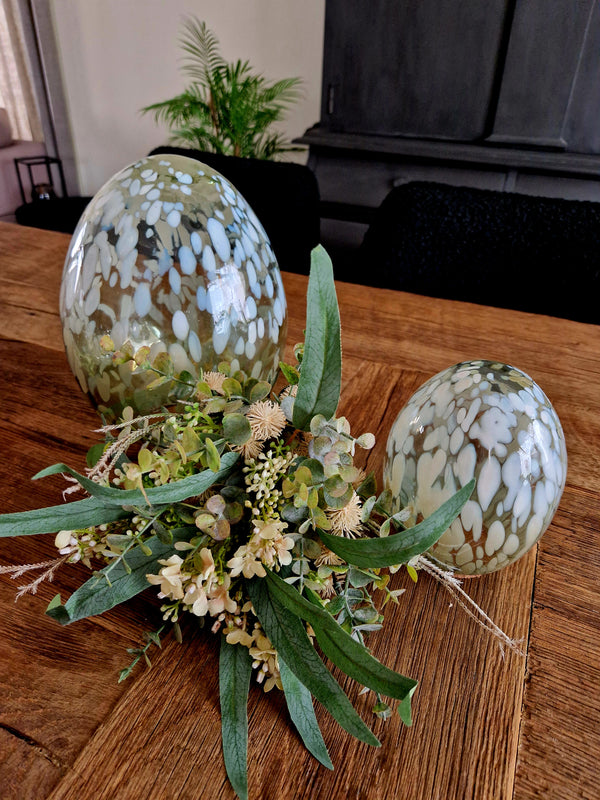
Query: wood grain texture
0,222,598,799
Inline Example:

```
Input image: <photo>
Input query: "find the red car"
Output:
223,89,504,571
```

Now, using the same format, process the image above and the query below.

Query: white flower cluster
227,519,294,579
146,548,238,619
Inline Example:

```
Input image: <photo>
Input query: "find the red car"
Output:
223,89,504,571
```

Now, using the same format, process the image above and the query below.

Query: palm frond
170,126,230,155
259,77,304,108
180,17,226,82
141,89,212,128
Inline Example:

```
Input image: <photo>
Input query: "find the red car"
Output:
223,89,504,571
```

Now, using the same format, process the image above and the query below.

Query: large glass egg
60,154,287,420
383,360,567,575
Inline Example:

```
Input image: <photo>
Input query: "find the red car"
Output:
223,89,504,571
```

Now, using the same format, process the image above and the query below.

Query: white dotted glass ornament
383,360,567,575
60,154,287,420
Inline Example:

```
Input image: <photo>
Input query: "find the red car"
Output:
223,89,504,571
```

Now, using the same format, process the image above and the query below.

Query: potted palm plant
142,17,303,160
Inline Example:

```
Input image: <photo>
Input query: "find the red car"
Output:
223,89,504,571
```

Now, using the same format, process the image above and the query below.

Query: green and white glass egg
60,154,287,420
384,360,567,575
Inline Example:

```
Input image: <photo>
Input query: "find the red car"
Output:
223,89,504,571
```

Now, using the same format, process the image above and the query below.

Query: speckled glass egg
383,360,567,575
60,154,287,420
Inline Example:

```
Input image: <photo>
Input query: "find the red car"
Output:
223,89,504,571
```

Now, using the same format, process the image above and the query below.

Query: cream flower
183,576,209,616
55,529,104,568
249,629,281,692
198,547,216,580
55,529,76,552
326,491,363,537
227,545,267,579
146,554,188,600
251,519,294,569
246,400,287,441
226,627,254,647
207,573,238,615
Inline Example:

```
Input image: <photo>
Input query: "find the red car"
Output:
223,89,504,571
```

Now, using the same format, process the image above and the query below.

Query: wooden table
0,221,598,800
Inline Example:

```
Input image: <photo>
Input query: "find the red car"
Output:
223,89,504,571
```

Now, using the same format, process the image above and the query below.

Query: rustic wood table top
0,221,598,800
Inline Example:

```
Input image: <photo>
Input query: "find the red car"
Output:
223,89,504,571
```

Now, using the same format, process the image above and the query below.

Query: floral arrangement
0,249,475,800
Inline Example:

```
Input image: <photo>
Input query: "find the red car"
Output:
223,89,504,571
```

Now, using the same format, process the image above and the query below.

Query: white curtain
0,0,43,141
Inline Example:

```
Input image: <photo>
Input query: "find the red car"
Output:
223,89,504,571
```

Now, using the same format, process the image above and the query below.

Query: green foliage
292,247,342,430
279,658,333,770
0,245,497,800
0,496,129,538
220,639,253,800
33,455,239,508
264,569,417,704
247,577,380,746
141,18,303,159
119,626,164,682
398,686,417,727
318,479,476,568
46,528,195,625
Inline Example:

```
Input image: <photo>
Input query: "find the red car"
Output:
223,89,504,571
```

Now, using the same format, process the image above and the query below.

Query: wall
49,0,325,195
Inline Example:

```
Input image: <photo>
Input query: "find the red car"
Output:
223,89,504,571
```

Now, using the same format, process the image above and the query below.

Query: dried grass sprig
94,412,168,434
1,556,69,599
89,418,165,483
416,555,525,657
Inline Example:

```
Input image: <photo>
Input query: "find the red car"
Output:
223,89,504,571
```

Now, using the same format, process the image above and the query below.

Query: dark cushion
356,181,600,324
148,146,320,274
15,196,92,234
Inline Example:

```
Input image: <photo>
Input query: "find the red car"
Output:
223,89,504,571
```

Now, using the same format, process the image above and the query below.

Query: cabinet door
489,0,600,152
321,0,511,140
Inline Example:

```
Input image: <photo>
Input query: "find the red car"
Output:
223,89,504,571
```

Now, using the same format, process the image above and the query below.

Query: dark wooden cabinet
321,0,512,141
299,0,600,251
489,0,600,152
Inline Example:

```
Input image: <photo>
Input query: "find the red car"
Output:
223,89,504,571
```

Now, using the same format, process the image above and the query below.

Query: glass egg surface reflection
383,360,567,575
60,154,287,420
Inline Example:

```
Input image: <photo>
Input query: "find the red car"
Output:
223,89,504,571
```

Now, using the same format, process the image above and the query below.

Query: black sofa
355,181,600,324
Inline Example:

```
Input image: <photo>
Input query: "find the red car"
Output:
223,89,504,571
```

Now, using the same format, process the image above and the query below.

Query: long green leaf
279,658,333,770
219,639,252,800
265,569,416,703
318,479,476,568
33,451,239,507
46,527,195,625
247,577,379,746
292,246,341,430
398,685,417,727
0,497,129,538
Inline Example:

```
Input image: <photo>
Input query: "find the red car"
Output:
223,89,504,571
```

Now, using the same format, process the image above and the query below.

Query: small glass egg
383,360,567,575
60,154,287,420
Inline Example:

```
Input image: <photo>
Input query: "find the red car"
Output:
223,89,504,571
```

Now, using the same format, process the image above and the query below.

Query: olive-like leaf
398,685,417,727
292,246,341,430
318,479,476,568
0,497,129,538
264,568,417,704
247,577,379,746
30,452,239,509
219,639,252,800
279,657,333,770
